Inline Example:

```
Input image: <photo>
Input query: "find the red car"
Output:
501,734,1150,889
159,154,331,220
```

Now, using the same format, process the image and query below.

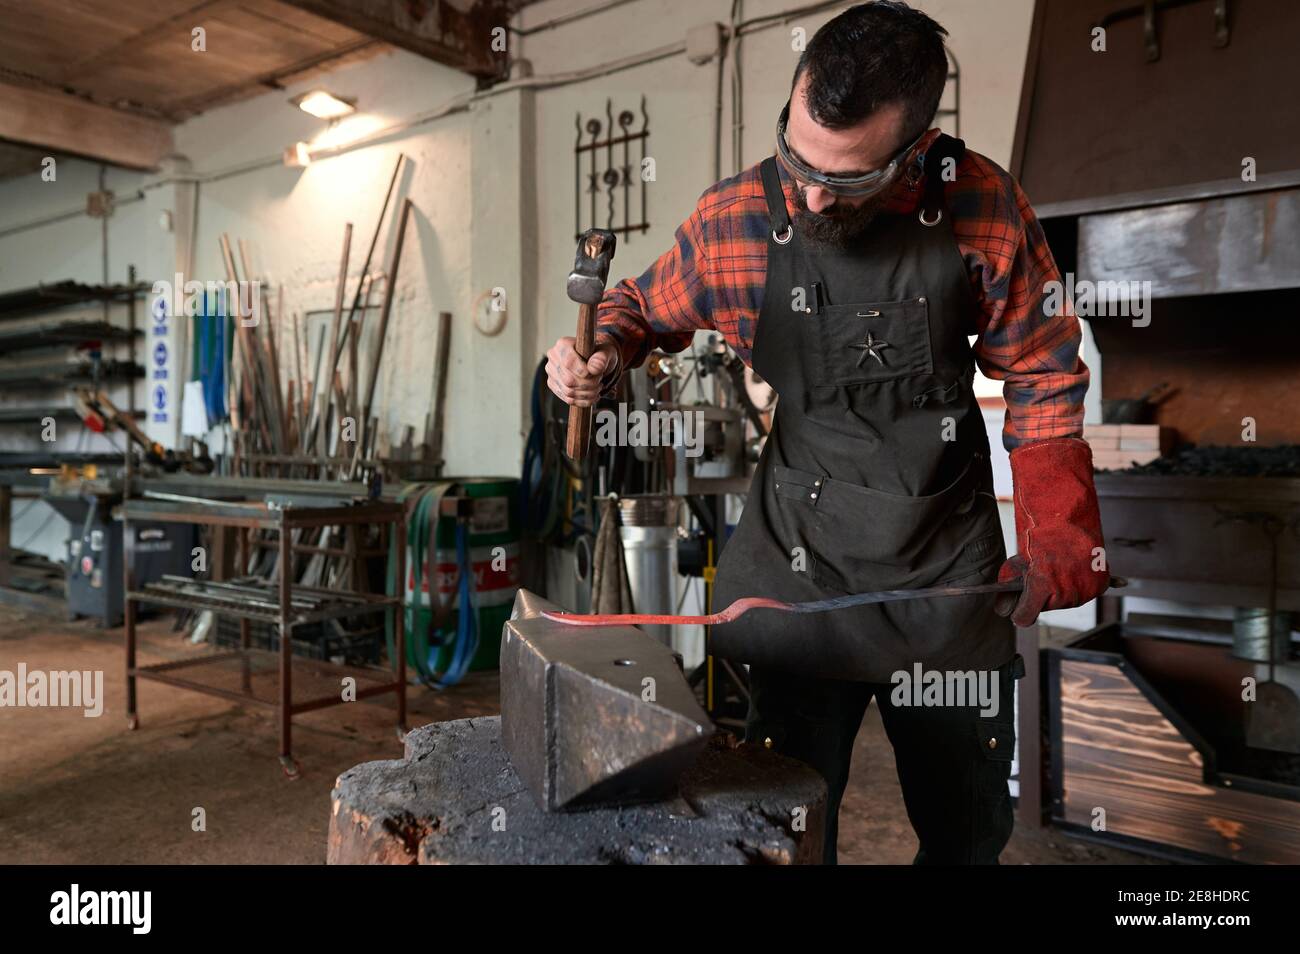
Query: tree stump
329,716,827,865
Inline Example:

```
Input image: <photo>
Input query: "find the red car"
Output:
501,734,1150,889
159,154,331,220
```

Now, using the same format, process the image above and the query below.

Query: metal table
122,496,407,777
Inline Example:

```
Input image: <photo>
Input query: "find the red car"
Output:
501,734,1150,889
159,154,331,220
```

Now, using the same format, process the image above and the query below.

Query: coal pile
1104,445,1300,478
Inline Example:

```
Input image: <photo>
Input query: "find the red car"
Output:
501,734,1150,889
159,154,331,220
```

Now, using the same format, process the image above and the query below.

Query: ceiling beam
0,83,174,171
278,0,512,78
60,0,241,82
162,37,380,119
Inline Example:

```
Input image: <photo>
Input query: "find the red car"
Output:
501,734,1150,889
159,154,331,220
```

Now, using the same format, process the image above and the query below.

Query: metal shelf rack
122,494,407,777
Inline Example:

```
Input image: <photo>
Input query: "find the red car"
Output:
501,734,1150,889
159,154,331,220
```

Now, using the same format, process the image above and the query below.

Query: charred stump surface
329,716,827,865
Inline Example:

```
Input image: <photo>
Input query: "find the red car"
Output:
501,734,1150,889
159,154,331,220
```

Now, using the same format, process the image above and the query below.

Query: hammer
565,228,617,461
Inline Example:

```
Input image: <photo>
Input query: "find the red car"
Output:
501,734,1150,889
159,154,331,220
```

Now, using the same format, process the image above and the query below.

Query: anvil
500,590,712,812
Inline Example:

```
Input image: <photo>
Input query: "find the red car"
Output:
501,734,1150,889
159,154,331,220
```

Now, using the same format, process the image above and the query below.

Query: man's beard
792,187,889,248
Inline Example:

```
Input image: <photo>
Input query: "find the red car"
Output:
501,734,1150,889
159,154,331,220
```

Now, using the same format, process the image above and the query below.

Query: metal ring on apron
772,225,794,245
919,207,943,227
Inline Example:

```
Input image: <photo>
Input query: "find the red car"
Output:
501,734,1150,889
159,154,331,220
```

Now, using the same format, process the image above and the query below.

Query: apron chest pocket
772,468,825,503
814,297,933,388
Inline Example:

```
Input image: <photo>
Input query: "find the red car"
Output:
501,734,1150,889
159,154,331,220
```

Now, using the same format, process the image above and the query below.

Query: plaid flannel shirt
594,129,1089,451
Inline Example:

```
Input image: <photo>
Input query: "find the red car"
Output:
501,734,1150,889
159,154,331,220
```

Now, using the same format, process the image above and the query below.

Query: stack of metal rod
201,153,448,596
139,575,390,624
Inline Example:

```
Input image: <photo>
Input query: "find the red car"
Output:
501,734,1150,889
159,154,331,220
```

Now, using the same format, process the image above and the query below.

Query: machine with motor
44,470,197,627
25,389,215,625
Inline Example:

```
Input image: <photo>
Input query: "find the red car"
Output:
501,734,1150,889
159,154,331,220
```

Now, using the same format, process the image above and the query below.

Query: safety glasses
775,101,922,199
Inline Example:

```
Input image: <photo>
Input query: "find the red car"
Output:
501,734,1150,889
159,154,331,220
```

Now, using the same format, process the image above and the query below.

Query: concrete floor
0,606,1156,864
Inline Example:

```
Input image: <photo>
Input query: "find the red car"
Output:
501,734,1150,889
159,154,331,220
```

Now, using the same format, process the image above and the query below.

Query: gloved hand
994,437,1110,627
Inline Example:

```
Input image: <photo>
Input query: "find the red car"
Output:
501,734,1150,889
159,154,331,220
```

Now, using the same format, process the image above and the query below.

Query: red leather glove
995,437,1110,627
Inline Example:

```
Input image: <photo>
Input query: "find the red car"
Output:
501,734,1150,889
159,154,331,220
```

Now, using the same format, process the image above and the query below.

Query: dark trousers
745,655,1023,865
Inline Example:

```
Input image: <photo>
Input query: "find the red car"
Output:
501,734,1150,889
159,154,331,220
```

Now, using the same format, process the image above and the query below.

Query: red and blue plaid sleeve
591,142,1088,454
594,168,771,372
949,152,1090,451
594,203,715,372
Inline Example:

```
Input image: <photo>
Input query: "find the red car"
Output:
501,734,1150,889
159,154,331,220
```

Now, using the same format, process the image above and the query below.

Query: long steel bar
279,508,295,775
394,518,407,735
314,222,353,455
237,239,288,453
545,580,1028,626
130,589,395,626
133,649,397,683
131,667,401,713
357,198,415,466
124,440,137,730
336,154,404,359
546,577,1128,627
303,154,405,454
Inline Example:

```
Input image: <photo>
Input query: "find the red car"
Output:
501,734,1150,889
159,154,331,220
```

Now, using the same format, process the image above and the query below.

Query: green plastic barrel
403,478,519,674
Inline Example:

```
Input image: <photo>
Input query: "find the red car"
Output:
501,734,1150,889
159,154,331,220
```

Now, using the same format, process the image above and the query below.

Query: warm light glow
283,141,313,168
311,113,386,153
291,89,356,120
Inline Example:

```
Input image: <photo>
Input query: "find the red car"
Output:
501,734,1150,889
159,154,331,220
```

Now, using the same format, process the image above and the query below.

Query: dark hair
792,1,949,145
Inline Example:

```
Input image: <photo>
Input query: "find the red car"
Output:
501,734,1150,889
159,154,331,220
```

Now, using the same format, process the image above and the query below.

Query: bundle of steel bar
208,153,434,594
136,575,393,626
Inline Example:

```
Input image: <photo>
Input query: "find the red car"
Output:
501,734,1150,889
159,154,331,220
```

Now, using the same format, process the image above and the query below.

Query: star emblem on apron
850,331,890,367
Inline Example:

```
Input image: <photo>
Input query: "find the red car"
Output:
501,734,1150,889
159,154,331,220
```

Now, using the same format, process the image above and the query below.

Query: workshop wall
175,50,485,473
0,48,487,562
0,0,1048,583
0,0,1043,467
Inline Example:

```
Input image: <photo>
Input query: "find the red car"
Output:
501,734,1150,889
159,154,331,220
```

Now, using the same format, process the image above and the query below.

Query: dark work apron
711,137,1014,682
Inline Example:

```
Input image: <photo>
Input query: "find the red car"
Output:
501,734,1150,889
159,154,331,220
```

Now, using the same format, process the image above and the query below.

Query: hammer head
566,228,618,305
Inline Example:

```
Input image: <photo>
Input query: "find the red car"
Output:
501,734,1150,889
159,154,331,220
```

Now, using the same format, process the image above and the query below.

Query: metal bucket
1232,607,1294,664
618,495,679,647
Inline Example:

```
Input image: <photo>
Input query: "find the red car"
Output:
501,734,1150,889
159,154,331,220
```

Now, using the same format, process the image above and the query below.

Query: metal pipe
278,508,295,775
394,518,407,735
336,156,404,366
315,222,353,455
358,198,414,459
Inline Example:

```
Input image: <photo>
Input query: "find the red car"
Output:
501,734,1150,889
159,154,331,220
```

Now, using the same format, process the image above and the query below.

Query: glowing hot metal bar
544,576,1127,627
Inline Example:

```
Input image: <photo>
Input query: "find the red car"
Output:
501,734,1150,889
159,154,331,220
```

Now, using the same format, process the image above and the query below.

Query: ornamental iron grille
574,97,650,242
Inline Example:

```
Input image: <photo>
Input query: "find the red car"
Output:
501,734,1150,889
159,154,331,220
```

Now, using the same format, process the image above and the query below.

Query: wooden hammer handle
565,302,597,460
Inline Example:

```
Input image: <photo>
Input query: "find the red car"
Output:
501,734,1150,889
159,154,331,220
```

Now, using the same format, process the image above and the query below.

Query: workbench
122,495,406,777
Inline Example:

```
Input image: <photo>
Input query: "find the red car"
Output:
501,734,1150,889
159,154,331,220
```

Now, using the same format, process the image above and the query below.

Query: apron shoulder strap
759,157,792,242
919,133,966,226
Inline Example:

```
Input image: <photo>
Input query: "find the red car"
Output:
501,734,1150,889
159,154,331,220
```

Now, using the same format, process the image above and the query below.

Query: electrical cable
385,482,479,690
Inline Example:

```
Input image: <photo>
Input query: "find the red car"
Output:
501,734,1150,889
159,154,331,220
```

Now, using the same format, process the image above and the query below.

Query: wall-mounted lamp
283,141,313,168
290,89,356,120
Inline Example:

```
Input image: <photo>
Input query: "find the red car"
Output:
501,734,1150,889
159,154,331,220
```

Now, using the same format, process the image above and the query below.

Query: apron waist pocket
771,456,996,587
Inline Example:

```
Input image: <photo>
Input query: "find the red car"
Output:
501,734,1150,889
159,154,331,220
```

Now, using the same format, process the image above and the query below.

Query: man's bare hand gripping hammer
563,228,617,461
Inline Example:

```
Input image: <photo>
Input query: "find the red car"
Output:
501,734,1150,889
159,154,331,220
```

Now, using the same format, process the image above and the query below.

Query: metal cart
121,495,407,777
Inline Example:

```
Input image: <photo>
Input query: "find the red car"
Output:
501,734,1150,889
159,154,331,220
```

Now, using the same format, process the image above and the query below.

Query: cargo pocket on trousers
974,656,1019,791
971,657,1022,863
